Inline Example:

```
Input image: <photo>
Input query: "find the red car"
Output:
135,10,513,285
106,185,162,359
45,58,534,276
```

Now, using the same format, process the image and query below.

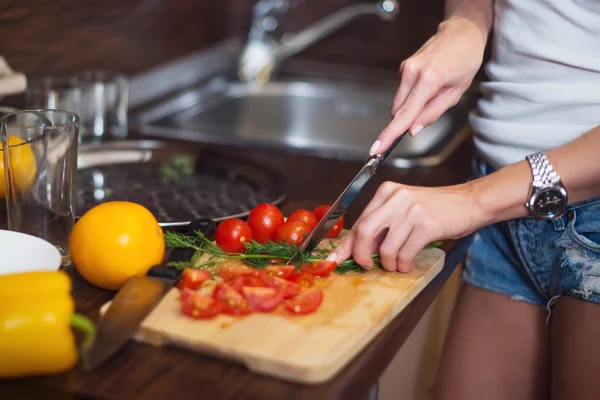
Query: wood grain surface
99,240,445,384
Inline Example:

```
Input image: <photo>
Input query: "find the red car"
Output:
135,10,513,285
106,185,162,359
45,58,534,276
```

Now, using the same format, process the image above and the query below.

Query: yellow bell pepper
0,270,95,378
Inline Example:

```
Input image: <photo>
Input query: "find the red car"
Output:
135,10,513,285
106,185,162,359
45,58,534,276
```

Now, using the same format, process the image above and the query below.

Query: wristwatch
525,152,568,220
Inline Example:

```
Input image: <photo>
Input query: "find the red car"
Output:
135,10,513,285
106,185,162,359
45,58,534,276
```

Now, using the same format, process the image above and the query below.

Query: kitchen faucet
238,0,400,83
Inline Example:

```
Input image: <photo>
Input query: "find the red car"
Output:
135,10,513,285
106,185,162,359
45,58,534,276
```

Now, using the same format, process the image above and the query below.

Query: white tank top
469,0,600,169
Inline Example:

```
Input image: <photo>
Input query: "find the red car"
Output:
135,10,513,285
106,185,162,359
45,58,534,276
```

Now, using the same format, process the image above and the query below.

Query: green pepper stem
70,313,96,351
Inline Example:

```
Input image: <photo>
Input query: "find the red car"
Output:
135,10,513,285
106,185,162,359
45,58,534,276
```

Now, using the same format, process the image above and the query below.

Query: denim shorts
463,155,600,312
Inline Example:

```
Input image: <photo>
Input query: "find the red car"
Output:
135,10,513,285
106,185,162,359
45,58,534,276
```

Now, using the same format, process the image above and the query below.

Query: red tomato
219,266,258,282
247,203,285,243
180,289,222,319
289,272,315,288
287,209,318,231
228,275,265,293
215,218,253,253
212,282,252,316
300,260,337,277
177,268,210,290
284,288,323,315
313,205,344,238
258,271,301,299
268,258,287,265
241,286,284,312
264,265,296,280
276,220,310,246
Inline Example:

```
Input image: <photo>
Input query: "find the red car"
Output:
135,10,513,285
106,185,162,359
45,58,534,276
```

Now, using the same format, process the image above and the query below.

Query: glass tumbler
25,77,82,124
79,71,129,141
1,110,79,266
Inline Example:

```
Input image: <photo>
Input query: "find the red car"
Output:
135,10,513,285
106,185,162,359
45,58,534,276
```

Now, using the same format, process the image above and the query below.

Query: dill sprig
163,230,443,274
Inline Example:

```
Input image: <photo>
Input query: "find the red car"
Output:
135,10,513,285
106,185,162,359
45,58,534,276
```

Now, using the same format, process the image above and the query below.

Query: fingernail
410,124,423,136
369,140,381,156
326,253,338,262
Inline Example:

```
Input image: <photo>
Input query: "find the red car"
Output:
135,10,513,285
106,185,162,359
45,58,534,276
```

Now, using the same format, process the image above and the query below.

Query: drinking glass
79,71,129,141
1,109,79,266
25,77,82,123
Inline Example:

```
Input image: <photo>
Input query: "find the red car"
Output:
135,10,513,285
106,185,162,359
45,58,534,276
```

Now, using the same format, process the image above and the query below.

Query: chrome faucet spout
238,0,399,83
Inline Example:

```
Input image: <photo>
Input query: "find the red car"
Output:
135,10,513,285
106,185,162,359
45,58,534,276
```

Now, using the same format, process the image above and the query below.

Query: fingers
395,227,432,273
327,233,354,265
378,221,414,272
373,72,442,155
390,60,418,118
410,87,461,132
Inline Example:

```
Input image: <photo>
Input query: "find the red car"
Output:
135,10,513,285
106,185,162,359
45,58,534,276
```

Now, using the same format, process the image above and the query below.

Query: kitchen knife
81,218,216,372
287,133,407,264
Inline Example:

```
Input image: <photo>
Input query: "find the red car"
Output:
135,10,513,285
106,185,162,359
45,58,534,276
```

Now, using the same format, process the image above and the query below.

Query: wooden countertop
0,132,476,400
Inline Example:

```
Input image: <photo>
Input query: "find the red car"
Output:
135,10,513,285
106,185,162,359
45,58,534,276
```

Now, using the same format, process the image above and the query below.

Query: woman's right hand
370,17,489,156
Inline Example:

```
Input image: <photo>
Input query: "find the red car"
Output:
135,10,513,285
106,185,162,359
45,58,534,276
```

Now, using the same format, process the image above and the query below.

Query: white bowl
0,230,62,276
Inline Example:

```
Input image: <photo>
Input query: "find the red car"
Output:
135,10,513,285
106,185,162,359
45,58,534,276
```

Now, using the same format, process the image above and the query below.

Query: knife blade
81,218,216,371
287,133,407,264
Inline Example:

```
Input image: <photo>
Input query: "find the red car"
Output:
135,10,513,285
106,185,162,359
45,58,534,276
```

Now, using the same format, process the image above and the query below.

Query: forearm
471,125,600,225
444,0,494,41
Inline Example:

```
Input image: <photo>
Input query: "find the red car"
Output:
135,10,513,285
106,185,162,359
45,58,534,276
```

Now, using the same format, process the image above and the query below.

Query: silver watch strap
526,152,560,188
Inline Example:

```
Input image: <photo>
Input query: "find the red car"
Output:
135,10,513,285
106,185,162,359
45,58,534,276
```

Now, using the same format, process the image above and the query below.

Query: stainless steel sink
132,71,479,168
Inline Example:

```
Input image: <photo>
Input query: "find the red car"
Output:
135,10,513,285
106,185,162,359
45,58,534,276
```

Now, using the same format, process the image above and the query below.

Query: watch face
533,188,567,216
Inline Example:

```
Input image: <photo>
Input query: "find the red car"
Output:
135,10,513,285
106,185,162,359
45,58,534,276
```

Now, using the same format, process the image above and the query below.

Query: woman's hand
370,17,488,156
327,181,488,272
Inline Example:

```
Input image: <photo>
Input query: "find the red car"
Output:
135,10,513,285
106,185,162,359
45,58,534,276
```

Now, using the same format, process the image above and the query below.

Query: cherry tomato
287,209,318,231
177,268,210,290
212,282,252,316
215,218,253,253
289,272,315,288
264,265,296,279
300,260,337,277
228,275,265,293
313,205,344,238
258,271,301,299
268,258,287,265
276,220,310,246
180,289,222,319
284,288,323,315
247,203,285,243
219,266,258,282
241,286,285,312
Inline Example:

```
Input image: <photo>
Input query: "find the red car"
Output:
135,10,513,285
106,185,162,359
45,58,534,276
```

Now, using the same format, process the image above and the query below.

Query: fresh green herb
164,230,443,274
158,154,195,182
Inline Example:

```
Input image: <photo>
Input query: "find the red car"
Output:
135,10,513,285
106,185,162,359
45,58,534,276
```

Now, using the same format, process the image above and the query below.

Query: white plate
0,230,62,276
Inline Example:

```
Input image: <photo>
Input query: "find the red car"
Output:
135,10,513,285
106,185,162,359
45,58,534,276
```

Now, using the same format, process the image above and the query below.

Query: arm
329,125,600,272
475,125,600,225
369,0,494,156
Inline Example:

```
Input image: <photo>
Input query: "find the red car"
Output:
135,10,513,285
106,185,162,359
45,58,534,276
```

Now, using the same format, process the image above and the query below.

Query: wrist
439,16,490,46
468,161,532,226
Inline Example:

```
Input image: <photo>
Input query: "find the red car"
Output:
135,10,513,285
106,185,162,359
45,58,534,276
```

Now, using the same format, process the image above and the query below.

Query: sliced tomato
300,260,337,277
313,205,344,238
289,272,315,288
228,274,266,293
219,266,259,282
241,286,285,312
284,288,323,315
180,289,222,319
258,271,301,299
177,268,210,290
264,265,296,280
287,209,318,231
212,282,252,316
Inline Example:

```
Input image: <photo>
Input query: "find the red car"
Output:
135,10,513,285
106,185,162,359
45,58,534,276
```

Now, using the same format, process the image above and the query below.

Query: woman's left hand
327,180,488,272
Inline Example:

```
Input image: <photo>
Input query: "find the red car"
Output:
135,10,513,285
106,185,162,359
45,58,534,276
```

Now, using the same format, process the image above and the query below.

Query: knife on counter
287,133,408,264
81,218,217,372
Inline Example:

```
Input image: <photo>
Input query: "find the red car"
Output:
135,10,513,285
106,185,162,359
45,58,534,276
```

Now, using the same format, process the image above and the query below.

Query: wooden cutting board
100,236,445,384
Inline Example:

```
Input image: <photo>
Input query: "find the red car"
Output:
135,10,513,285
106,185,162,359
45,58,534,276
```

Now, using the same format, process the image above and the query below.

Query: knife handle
186,218,217,241
375,132,407,165
147,265,181,280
